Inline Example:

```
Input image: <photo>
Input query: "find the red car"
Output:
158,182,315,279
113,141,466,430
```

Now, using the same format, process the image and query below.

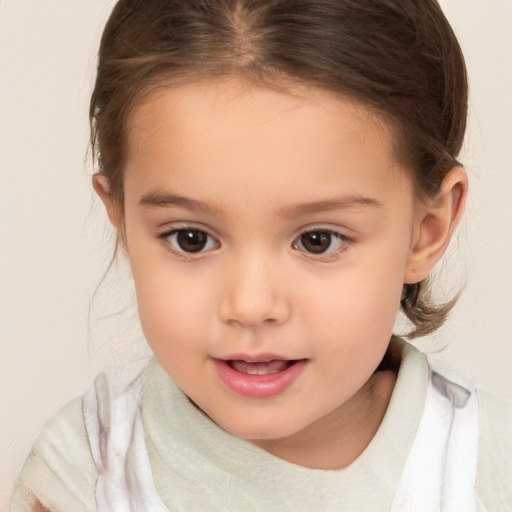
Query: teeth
230,359,290,375
246,368,276,375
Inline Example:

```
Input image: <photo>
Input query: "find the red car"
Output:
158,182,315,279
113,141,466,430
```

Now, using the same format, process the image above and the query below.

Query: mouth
212,355,307,398
227,358,298,375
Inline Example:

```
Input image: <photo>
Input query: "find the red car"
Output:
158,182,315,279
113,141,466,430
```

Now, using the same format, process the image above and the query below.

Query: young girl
11,0,511,510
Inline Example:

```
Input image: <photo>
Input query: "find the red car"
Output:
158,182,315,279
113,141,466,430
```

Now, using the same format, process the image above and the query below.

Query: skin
94,78,467,470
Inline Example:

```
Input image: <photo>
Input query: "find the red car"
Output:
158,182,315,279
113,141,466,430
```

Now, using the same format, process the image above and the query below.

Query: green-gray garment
11,343,512,511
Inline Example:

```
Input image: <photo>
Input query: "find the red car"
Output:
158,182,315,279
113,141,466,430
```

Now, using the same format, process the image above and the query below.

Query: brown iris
299,230,333,254
175,229,208,253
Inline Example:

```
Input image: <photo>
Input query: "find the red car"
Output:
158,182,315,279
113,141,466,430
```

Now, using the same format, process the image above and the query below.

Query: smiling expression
110,78,425,459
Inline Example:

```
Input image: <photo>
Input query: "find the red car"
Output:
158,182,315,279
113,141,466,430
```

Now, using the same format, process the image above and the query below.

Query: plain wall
1,0,511,508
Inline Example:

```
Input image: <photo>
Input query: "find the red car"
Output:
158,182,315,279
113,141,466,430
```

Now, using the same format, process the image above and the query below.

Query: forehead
127,79,394,152
123,79,411,206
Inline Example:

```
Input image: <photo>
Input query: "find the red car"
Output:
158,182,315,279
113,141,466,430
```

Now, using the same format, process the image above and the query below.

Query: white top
11,342,512,511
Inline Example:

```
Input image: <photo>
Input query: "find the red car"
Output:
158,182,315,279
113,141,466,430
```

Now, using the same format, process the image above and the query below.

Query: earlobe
404,166,468,284
92,174,123,229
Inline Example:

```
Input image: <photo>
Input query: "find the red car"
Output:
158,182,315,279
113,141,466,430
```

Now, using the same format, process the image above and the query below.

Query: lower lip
212,358,308,399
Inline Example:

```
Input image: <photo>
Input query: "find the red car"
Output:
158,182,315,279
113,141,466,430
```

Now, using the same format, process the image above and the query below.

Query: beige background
1,0,511,508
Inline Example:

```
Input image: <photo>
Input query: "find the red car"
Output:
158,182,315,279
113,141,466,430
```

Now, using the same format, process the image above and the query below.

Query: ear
92,174,123,229
404,166,468,284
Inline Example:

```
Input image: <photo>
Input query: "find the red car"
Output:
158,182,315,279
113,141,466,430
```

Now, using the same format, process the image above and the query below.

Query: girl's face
115,79,424,454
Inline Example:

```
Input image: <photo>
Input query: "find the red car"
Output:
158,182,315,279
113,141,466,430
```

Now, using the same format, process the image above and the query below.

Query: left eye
293,229,347,255
166,229,218,254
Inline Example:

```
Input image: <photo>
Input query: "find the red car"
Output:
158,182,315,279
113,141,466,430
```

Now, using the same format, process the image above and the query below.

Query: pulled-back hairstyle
90,0,468,337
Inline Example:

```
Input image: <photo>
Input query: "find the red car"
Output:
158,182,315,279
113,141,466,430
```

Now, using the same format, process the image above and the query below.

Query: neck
250,368,398,470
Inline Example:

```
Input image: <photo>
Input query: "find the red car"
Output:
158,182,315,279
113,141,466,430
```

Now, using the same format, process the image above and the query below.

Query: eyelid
157,221,219,239
293,224,352,242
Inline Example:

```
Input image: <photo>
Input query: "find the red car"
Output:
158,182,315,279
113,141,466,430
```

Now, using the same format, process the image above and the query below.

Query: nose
218,254,291,328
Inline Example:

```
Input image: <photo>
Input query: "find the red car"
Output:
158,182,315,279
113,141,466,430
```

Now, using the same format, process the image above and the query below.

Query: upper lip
214,353,298,363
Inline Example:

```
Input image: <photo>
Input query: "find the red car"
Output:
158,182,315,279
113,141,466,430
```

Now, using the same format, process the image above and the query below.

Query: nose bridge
219,248,289,328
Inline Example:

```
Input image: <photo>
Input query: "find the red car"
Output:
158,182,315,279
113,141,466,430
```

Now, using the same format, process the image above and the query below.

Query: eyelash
157,226,352,260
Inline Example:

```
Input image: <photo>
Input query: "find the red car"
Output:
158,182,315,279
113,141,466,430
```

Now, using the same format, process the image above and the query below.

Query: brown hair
90,0,468,337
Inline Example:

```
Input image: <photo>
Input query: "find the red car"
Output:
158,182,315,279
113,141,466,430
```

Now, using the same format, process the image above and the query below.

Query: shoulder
475,388,512,511
11,397,98,512
11,362,151,512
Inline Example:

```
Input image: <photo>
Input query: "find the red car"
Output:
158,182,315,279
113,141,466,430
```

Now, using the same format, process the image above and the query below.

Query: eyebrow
139,190,382,217
139,190,224,216
277,195,383,218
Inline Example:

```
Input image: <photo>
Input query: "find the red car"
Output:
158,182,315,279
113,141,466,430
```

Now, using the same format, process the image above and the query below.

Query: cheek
127,246,213,354
299,244,408,358
311,260,404,326
138,276,204,324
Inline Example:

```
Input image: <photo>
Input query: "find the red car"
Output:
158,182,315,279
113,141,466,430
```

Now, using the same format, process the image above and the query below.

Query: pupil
301,231,331,253
177,230,207,253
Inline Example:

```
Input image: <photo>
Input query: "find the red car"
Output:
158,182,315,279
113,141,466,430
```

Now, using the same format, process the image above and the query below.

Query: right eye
293,229,348,255
165,228,219,254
